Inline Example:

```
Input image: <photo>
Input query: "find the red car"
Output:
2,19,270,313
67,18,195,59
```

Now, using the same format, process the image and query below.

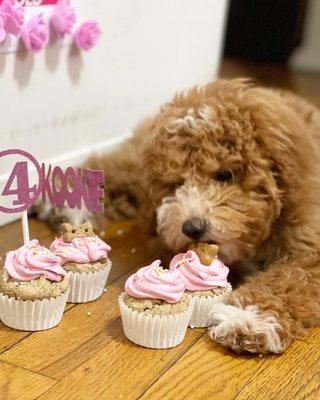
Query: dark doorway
224,0,308,63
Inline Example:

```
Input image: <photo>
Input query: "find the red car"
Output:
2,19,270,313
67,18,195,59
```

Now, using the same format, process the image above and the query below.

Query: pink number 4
2,161,37,206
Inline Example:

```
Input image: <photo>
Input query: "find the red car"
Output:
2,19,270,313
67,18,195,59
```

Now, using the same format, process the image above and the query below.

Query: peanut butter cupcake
119,260,194,348
169,243,232,328
0,240,69,331
50,221,111,303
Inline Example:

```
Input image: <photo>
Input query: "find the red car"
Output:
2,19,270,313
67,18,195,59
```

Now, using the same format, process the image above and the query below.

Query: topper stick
22,210,30,245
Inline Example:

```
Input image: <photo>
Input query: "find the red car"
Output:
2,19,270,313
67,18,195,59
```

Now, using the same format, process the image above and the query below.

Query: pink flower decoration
74,21,100,51
0,0,25,41
0,14,6,43
51,0,76,38
21,14,49,53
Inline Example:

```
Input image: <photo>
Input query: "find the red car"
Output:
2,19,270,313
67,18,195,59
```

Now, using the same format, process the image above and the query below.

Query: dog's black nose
182,218,206,241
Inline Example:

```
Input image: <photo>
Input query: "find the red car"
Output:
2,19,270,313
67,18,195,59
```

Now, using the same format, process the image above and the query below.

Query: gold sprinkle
177,258,186,267
86,311,92,316
154,266,165,276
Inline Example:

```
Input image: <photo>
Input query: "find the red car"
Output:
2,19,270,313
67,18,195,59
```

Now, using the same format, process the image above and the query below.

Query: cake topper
0,148,105,245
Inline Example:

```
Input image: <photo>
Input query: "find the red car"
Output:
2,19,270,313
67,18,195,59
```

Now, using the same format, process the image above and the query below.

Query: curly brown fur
91,78,320,354
86,118,155,222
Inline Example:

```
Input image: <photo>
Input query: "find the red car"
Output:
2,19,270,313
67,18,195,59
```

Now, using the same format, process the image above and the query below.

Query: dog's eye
215,170,234,183
167,180,184,191
175,180,184,188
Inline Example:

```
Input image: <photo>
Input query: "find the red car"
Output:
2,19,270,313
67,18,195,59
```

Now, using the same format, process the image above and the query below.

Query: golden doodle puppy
63,79,320,354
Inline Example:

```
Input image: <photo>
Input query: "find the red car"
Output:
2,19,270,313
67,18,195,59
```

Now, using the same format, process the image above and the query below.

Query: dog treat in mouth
187,242,219,266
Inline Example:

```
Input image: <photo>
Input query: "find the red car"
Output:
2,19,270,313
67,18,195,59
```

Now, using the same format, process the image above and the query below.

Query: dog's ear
61,223,74,243
244,87,319,224
80,221,95,237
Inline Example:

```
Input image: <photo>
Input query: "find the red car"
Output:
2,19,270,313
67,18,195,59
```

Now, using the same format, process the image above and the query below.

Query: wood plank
0,326,31,355
39,273,148,379
220,58,320,107
37,330,205,400
0,305,75,355
0,361,56,400
0,266,150,376
139,334,268,400
41,323,120,380
234,328,320,400
0,219,144,356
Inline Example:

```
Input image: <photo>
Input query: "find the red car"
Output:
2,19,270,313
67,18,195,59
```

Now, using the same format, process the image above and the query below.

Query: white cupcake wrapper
66,260,112,303
188,283,233,328
0,290,69,331
118,293,194,349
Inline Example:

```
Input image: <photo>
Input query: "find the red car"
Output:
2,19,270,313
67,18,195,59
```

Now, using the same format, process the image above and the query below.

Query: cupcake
0,240,69,331
119,260,194,349
169,243,232,328
50,221,111,303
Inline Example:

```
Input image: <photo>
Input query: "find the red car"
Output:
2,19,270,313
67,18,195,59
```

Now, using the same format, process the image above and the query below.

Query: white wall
0,0,228,225
290,0,320,72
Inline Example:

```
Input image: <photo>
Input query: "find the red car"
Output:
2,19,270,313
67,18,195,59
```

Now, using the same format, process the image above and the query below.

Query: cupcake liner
66,260,112,303
0,290,69,331
118,293,194,349
188,283,232,328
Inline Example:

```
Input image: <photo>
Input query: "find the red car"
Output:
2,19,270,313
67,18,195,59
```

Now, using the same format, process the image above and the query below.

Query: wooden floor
220,58,320,107
1,58,320,400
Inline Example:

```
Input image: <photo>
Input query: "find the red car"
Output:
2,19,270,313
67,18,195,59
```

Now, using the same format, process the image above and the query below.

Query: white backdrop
0,0,228,225
290,0,320,72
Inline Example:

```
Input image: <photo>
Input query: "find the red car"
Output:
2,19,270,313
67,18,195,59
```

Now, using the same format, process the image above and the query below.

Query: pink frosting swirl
74,21,100,51
0,0,25,38
21,13,48,53
169,250,229,291
51,0,76,38
50,236,111,264
125,260,186,303
0,14,6,43
4,239,65,282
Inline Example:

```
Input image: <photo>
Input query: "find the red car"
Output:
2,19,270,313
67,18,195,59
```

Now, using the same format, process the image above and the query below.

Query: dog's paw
105,192,138,220
31,200,93,231
208,302,286,354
